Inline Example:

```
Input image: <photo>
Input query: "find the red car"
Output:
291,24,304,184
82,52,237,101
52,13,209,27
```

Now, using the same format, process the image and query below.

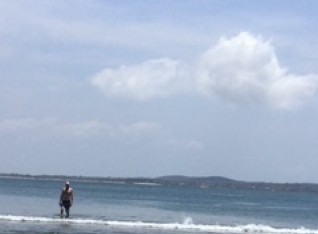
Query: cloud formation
92,32,317,109
197,32,317,109
0,118,202,152
0,118,162,139
92,58,188,100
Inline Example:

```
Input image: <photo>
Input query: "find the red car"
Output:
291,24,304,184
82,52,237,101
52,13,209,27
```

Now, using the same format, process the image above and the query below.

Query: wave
0,215,317,234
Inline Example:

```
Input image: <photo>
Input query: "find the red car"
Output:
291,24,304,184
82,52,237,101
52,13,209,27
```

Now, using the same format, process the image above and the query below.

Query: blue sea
1,177,318,234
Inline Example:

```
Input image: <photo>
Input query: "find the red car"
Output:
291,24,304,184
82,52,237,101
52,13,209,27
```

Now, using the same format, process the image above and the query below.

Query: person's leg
64,202,71,218
60,206,64,218
65,207,70,218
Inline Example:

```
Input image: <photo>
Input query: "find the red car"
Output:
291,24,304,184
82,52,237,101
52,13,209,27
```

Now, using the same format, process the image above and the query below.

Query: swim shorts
62,200,71,209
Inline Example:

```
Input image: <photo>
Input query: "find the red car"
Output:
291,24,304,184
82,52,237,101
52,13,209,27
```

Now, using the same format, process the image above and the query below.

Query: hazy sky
1,0,318,182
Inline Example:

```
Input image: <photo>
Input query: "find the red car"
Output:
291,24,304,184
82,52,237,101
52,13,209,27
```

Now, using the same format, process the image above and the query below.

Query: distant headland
1,173,318,193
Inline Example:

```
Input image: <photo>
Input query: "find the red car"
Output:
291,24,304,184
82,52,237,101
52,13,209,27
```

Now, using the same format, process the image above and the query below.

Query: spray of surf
0,215,318,234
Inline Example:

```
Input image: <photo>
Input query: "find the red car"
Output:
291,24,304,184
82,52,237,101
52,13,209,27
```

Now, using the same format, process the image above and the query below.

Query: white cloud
168,139,203,151
0,118,204,152
92,32,317,110
0,118,162,140
197,32,317,109
268,74,317,109
57,121,111,137
116,122,163,138
0,118,55,135
92,58,189,100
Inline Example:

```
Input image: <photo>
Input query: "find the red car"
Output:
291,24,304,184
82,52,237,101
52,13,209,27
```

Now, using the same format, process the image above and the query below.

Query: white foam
0,215,317,234
133,182,161,186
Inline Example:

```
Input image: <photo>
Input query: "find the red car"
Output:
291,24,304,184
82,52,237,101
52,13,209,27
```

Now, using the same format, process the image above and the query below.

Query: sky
1,0,318,183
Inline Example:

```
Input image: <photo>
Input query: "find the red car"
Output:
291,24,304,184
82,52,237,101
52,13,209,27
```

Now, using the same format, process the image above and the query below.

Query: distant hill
155,176,318,193
1,173,318,193
156,175,237,185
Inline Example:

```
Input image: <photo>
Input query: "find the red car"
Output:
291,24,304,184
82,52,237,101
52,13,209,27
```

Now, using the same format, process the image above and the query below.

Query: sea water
0,177,318,234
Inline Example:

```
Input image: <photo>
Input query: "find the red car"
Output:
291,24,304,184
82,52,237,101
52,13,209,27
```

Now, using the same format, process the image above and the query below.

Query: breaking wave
0,215,317,234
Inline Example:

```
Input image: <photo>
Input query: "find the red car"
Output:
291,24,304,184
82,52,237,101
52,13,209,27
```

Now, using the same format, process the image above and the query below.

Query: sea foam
0,215,317,234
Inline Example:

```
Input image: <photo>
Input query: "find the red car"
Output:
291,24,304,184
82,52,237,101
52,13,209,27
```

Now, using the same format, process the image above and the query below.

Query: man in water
59,181,74,218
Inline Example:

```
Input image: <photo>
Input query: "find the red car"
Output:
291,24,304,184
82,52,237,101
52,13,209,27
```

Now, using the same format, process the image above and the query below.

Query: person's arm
70,189,74,206
59,189,63,206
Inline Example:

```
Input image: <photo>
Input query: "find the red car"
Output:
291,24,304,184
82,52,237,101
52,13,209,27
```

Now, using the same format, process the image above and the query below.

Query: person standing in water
59,181,74,218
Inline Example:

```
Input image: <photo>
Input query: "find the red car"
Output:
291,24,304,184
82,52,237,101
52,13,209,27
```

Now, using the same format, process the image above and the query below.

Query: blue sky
1,0,318,182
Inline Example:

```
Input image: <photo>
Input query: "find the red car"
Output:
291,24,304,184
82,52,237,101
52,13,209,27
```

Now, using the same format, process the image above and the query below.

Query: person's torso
61,188,72,201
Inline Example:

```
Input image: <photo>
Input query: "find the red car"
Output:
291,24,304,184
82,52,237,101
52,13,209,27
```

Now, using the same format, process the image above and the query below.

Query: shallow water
1,178,318,234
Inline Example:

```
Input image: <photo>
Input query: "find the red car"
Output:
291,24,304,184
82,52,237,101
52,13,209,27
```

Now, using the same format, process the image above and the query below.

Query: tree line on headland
1,173,318,193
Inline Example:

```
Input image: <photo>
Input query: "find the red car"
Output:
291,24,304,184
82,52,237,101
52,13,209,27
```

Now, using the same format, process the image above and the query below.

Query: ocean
0,177,318,234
